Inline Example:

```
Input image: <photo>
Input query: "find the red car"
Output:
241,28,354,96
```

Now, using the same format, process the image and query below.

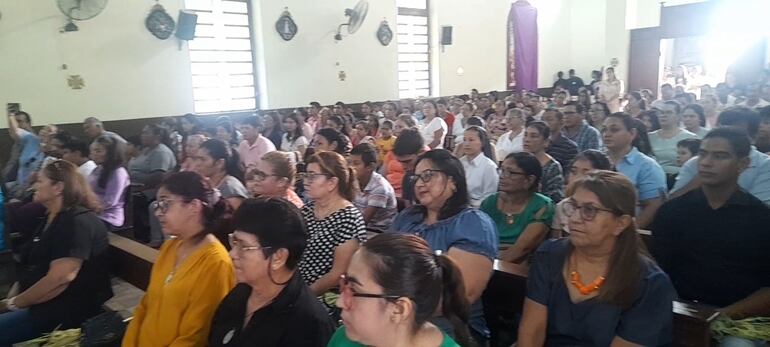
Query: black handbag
80,310,127,347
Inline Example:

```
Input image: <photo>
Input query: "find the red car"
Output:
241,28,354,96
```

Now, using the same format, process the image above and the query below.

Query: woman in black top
0,160,112,345
209,197,334,347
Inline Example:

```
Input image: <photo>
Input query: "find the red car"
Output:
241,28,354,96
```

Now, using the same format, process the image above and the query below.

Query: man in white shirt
738,83,770,111
60,138,97,179
650,83,676,109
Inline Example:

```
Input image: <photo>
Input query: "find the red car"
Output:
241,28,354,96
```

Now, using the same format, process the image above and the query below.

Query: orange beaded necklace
569,253,606,295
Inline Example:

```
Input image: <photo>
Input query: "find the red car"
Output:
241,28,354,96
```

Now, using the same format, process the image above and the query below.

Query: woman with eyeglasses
123,171,235,347
208,198,335,347
328,233,468,347
551,150,612,237
480,152,554,263
246,151,303,208
389,149,497,344
0,160,111,345
518,170,675,346
192,139,248,212
298,152,366,296
523,121,565,203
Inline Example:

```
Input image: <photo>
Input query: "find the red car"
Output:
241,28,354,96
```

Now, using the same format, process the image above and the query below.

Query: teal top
327,326,460,347
480,192,555,244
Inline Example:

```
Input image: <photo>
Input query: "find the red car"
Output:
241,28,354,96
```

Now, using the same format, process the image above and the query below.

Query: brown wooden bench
487,258,717,347
107,232,158,291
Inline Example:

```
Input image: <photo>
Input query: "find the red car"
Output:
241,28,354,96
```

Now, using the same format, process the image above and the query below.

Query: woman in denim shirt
389,149,498,345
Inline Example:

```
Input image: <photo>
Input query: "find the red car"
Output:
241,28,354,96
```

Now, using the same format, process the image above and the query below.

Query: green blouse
327,326,460,347
480,192,555,244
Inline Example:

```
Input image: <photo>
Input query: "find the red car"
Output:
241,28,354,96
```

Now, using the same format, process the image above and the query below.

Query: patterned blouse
541,159,565,203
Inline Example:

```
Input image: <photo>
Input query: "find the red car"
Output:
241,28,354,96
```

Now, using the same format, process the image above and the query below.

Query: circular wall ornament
377,20,393,46
276,8,297,41
146,3,175,40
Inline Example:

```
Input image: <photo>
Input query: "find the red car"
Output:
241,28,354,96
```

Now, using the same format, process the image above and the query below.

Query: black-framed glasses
299,172,330,183
563,199,618,221
249,169,283,182
150,199,182,214
228,233,271,255
497,167,528,178
338,274,401,307
411,169,444,184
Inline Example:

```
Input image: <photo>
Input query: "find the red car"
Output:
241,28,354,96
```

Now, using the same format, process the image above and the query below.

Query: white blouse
460,154,500,208
496,129,524,162
420,117,448,149
280,133,309,152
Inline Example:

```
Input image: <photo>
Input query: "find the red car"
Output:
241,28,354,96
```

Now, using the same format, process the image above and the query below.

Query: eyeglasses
150,199,183,214
228,233,271,255
338,274,401,308
497,167,528,178
563,199,618,221
411,169,444,184
299,172,329,183
249,169,282,182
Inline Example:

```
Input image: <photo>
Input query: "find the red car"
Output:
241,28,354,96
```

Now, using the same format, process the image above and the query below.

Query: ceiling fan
335,0,369,41
57,0,108,32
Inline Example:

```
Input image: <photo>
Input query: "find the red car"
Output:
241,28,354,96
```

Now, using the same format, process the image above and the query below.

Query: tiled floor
104,277,145,319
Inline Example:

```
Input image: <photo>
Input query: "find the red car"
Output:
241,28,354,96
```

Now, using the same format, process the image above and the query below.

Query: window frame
397,1,432,99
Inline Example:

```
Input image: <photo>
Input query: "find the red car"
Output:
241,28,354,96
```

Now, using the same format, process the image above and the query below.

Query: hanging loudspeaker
176,10,198,40
441,26,453,45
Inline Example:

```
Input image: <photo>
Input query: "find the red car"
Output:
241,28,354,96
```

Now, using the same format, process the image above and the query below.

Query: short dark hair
310,101,321,108
393,128,424,156
527,120,551,139
466,116,485,127
677,138,702,157
663,100,682,114
572,149,612,171
717,106,760,139
316,128,349,155
350,143,378,167
15,111,31,124
61,138,90,158
504,152,542,193
703,127,751,158
242,115,263,129
683,104,706,127
545,108,564,121
232,197,308,273
564,101,585,113
52,131,74,145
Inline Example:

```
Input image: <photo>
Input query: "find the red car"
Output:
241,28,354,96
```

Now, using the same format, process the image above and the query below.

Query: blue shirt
389,206,498,337
565,121,602,152
16,129,43,185
614,147,667,202
672,147,770,206
528,239,676,346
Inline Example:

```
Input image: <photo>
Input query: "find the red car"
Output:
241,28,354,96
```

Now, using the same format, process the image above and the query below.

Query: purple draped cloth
508,0,538,92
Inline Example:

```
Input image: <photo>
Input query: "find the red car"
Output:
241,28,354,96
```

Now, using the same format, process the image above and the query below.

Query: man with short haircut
542,109,578,168
527,95,545,121
60,138,97,178
349,143,397,233
562,102,602,151
652,127,770,346
650,83,676,109
566,69,584,96
738,83,770,110
477,96,493,117
671,107,770,205
552,71,569,90
237,115,276,169
82,117,126,143
392,128,426,207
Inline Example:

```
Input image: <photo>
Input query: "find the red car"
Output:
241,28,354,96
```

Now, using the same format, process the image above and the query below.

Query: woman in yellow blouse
123,171,235,347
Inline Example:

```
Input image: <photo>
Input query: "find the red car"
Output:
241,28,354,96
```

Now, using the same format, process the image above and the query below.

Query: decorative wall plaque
377,20,393,46
276,8,298,41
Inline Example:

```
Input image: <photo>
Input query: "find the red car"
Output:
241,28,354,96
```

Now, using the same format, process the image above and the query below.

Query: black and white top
299,202,367,286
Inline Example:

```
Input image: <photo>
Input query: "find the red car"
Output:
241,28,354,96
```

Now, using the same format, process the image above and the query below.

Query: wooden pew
488,258,717,347
107,232,158,291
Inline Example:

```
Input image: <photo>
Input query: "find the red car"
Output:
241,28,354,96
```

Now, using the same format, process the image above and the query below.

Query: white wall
433,0,509,96
252,0,399,109
0,0,193,126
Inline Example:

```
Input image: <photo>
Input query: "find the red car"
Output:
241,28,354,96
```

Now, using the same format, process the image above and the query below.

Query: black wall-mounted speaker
176,10,198,40
441,26,453,45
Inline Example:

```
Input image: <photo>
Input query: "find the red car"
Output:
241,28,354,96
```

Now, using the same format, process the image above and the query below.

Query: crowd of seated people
0,66,769,346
